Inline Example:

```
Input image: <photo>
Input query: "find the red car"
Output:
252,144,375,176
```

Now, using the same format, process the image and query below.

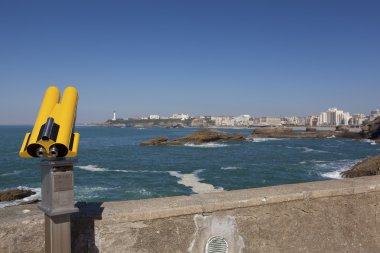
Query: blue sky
0,1,379,124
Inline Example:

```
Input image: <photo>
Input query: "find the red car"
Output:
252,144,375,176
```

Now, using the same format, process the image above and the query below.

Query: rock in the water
335,125,349,132
0,189,35,202
341,155,380,178
251,127,362,139
252,127,333,138
306,127,317,132
253,127,293,134
141,130,246,145
362,116,380,141
141,137,169,145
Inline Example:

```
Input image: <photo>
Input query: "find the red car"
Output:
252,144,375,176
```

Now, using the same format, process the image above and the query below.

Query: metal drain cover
205,236,228,253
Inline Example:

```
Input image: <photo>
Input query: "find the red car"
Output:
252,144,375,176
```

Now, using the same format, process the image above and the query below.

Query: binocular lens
36,147,46,158
49,146,59,158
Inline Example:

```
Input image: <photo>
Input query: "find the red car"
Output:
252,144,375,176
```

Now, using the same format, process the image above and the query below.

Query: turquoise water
0,126,379,205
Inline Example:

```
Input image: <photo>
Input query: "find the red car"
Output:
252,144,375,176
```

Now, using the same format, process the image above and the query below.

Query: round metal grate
205,236,228,253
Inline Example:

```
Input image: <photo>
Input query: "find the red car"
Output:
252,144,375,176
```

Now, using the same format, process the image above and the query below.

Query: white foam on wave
77,165,109,172
125,188,153,197
169,170,223,194
220,166,242,170
77,165,166,174
326,135,336,139
0,170,22,177
75,186,117,200
184,143,228,148
319,159,361,179
360,139,377,145
301,147,328,153
321,170,344,179
0,186,41,208
250,138,281,143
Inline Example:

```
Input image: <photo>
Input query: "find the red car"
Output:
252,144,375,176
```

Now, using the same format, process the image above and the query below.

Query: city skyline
107,107,380,127
0,1,379,124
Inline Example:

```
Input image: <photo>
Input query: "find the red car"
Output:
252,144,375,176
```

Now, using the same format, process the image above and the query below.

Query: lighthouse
112,111,116,121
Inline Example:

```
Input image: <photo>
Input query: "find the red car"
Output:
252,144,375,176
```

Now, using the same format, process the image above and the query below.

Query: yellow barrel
54,86,78,156
29,86,60,143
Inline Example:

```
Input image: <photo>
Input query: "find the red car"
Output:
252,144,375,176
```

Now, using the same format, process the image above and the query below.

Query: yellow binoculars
19,86,80,158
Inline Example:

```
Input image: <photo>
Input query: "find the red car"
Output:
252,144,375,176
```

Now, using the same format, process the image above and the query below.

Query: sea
1,125,379,208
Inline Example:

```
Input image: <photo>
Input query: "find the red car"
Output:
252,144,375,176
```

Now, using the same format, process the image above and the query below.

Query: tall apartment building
349,114,368,126
318,108,351,126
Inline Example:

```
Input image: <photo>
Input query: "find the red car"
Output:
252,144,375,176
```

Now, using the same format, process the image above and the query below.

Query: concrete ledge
2,175,380,252
101,175,380,222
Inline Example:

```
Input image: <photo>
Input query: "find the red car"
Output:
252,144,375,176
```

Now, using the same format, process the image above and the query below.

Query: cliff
362,116,380,143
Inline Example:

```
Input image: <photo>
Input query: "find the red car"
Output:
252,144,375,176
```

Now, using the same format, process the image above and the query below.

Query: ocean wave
0,170,22,177
169,170,223,194
183,143,228,148
75,186,117,200
77,165,109,172
125,188,153,197
362,139,377,145
301,147,328,153
250,138,281,143
318,159,361,179
77,165,166,174
326,135,336,139
0,186,41,208
220,166,242,170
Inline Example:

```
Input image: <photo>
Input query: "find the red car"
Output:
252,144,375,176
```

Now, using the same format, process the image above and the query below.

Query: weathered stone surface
336,125,349,132
251,127,363,139
306,127,317,132
0,189,35,202
142,129,246,145
362,116,380,142
140,136,168,145
2,176,380,252
341,154,380,178
252,127,333,138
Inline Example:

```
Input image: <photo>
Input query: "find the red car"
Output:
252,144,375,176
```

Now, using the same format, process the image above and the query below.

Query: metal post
45,214,71,253
39,159,78,253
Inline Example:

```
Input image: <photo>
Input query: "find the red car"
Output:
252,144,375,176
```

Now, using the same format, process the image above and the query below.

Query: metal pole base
45,214,71,253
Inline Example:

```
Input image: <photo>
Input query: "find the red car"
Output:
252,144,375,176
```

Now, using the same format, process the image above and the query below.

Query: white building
233,115,251,127
349,114,368,126
170,114,190,121
285,116,306,126
149,115,160,120
306,116,318,127
252,117,282,126
112,111,116,121
319,108,351,126
211,116,235,127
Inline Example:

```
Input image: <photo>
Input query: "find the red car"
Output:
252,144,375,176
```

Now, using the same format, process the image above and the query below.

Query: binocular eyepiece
35,146,59,158
20,86,80,159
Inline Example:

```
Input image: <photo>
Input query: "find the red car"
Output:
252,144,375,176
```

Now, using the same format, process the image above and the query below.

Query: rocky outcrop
141,129,246,145
141,137,169,145
0,189,35,202
362,116,380,143
251,127,362,139
336,125,349,132
252,127,334,138
306,127,317,132
341,155,380,178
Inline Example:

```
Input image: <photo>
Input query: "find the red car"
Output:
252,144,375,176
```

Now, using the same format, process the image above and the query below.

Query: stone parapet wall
1,175,380,252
